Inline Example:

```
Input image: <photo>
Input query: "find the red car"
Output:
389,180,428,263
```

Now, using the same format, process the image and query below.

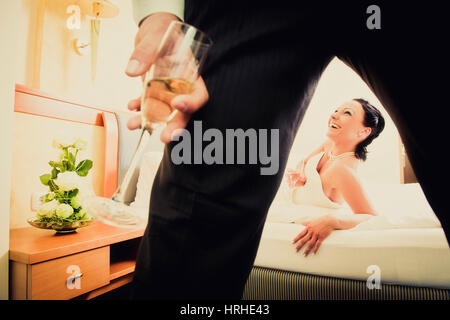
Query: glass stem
112,128,150,203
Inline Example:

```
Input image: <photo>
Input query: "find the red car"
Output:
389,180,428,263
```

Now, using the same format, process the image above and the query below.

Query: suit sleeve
132,0,184,26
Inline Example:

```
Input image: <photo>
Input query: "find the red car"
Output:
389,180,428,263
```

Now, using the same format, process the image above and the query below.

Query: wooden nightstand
9,220,144,300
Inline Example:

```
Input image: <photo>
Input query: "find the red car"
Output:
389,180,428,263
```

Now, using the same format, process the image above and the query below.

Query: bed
242,182,450,300
127,147,450,299
121,141,450,300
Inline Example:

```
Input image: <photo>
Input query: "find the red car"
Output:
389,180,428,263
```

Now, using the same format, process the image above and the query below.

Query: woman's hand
286,159,307,187
286,169,306,187
292,215,337,256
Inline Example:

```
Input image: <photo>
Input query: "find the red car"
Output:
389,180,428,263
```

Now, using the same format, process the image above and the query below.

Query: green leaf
49,161,61,169
49,161,65,172
54,190,63,198
51,168,59,179
75,160,93,177
62,160,69,171
40,174,51,186
68,152,76,170
48,179,59,192
68,188,79,198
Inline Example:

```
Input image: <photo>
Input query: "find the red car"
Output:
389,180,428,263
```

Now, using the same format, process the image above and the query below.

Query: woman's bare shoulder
327,159,360,186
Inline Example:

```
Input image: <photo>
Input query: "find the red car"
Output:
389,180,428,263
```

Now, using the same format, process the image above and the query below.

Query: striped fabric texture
242,267,450,300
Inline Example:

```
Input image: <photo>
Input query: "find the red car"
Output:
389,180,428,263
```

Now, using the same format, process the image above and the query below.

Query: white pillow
129,151,164,213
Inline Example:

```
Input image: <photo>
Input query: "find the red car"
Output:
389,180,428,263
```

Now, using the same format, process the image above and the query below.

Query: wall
14,0,165,148
15,0,142,110
0,0,20,301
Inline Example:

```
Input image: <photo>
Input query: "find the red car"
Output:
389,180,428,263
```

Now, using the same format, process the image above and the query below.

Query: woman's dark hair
353,98,385,161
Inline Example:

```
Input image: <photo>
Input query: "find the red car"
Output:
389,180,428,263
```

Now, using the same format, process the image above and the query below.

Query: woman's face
326,100,371,143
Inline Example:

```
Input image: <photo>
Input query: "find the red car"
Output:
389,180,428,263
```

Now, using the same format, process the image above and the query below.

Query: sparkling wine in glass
83,21,212,228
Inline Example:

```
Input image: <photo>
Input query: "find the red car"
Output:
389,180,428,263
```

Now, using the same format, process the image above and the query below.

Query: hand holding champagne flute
83,20,212,228
126,17,211,143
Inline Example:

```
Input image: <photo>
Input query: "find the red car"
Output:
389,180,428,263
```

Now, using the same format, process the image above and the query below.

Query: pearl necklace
327,150,356,161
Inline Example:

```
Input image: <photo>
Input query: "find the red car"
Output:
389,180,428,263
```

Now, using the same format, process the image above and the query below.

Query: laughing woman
287,98,385,256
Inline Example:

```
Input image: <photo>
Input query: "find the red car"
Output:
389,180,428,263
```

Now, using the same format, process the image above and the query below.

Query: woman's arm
330,163,377,216
292,163,376,256
287,140,330,187
292,213,374,256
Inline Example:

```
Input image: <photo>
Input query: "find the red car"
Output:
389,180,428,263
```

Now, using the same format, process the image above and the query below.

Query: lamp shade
78,0,119,19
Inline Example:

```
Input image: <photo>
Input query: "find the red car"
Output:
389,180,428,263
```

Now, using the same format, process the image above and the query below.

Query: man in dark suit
126,0,449,299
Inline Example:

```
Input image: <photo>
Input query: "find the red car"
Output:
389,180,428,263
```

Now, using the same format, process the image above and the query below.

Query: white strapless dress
292,152,342,209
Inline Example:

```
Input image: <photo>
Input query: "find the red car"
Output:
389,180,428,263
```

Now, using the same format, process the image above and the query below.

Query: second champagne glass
83,21,212,228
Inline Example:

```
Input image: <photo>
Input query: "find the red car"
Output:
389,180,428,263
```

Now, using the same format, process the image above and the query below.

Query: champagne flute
285,169,300,202
83,21,212,228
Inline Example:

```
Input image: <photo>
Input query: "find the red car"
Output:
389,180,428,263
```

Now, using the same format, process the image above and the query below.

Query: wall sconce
72,0,119,81
79,0,119,19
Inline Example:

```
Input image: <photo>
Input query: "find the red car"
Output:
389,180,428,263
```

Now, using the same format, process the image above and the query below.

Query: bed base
242,267,450,300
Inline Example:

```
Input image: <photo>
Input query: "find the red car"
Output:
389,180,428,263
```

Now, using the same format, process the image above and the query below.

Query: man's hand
127,76,209,143
125,13,209,143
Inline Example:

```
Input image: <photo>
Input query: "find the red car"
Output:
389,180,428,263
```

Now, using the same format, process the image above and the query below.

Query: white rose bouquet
34,137,94,231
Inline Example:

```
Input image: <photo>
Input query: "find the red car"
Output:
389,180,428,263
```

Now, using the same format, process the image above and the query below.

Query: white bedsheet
268,182,442,229
256,183,450,288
